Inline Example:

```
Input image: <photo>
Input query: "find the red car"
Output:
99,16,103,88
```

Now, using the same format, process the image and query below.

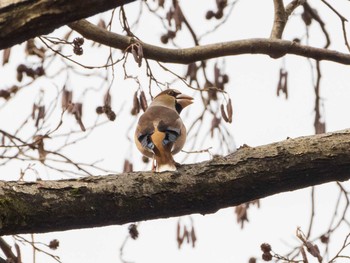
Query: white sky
1,0,350,262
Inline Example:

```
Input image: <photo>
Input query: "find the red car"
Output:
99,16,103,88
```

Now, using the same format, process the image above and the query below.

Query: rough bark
0,129,350,235
69,19,350,65
0,0,136,49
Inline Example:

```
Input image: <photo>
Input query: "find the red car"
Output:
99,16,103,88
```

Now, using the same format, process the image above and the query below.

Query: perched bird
135,89,193,172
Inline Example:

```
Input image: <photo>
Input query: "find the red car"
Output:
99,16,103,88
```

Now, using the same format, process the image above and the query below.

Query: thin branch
319,0,350,52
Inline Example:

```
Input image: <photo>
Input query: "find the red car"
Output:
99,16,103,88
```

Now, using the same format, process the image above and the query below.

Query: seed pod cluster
160,30,176,44
161,1,184,44
73,37,84,56
17,64,45,82
205,0,227,20
128,224,139,239
95,91,116,121
62,87,86,131
49,239,60,250
0,85,18,100
131,90,148,115
176,220,196,249
260,243,273,261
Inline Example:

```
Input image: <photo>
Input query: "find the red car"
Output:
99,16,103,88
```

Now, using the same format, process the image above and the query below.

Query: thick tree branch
0,0,137,49
1,129,350,235
69,19,350,64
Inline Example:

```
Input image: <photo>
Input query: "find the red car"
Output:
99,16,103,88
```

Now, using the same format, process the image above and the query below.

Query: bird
134,89,193,172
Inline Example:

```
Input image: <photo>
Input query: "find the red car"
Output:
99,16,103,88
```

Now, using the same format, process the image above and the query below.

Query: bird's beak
176,93,193,109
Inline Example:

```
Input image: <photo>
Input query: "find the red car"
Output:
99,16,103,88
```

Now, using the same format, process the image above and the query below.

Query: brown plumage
134,89,193,172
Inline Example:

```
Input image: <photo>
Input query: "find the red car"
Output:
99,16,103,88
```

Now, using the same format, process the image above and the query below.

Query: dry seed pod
131,46,139,64
262,252,272,261
73,37,84,46
49,239,59,250
139,91,148,112
32,104,38,120
210,116,220,137
25,39,36,55
166,8,174,26
220,104,229,123
302,9,312,26
176,221,182,248
128,224,139,239
72,103,86,131
104,91,111,107
73,46,83,55
62,89,73,110
97,19,106,29
260,243,272,253
190,226,196,248
174,3,184,30
160,34,169,44
25,39,45,59
226,98,233,123
185,63,197,84
131,91,140,115
96,106,104,114
2,48,11,65
0,90,11,100
158,0,165,8
214,63,220,87
106,110,116,121
137,44,144,62
35,106,45,127
320,234,329,244
123,159,133,173
206,10,215,19
33,135,47,163
131,43,143,67
16,64,27,82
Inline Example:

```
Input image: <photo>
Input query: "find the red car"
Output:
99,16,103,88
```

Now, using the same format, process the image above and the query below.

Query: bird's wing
136,106,183,154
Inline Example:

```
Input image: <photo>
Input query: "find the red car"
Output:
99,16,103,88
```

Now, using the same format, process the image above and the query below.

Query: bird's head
152,89,193,114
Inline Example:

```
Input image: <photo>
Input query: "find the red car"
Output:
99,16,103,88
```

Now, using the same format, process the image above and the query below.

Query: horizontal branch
1,129,350,235
0,0,136,49
69,19,350,64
